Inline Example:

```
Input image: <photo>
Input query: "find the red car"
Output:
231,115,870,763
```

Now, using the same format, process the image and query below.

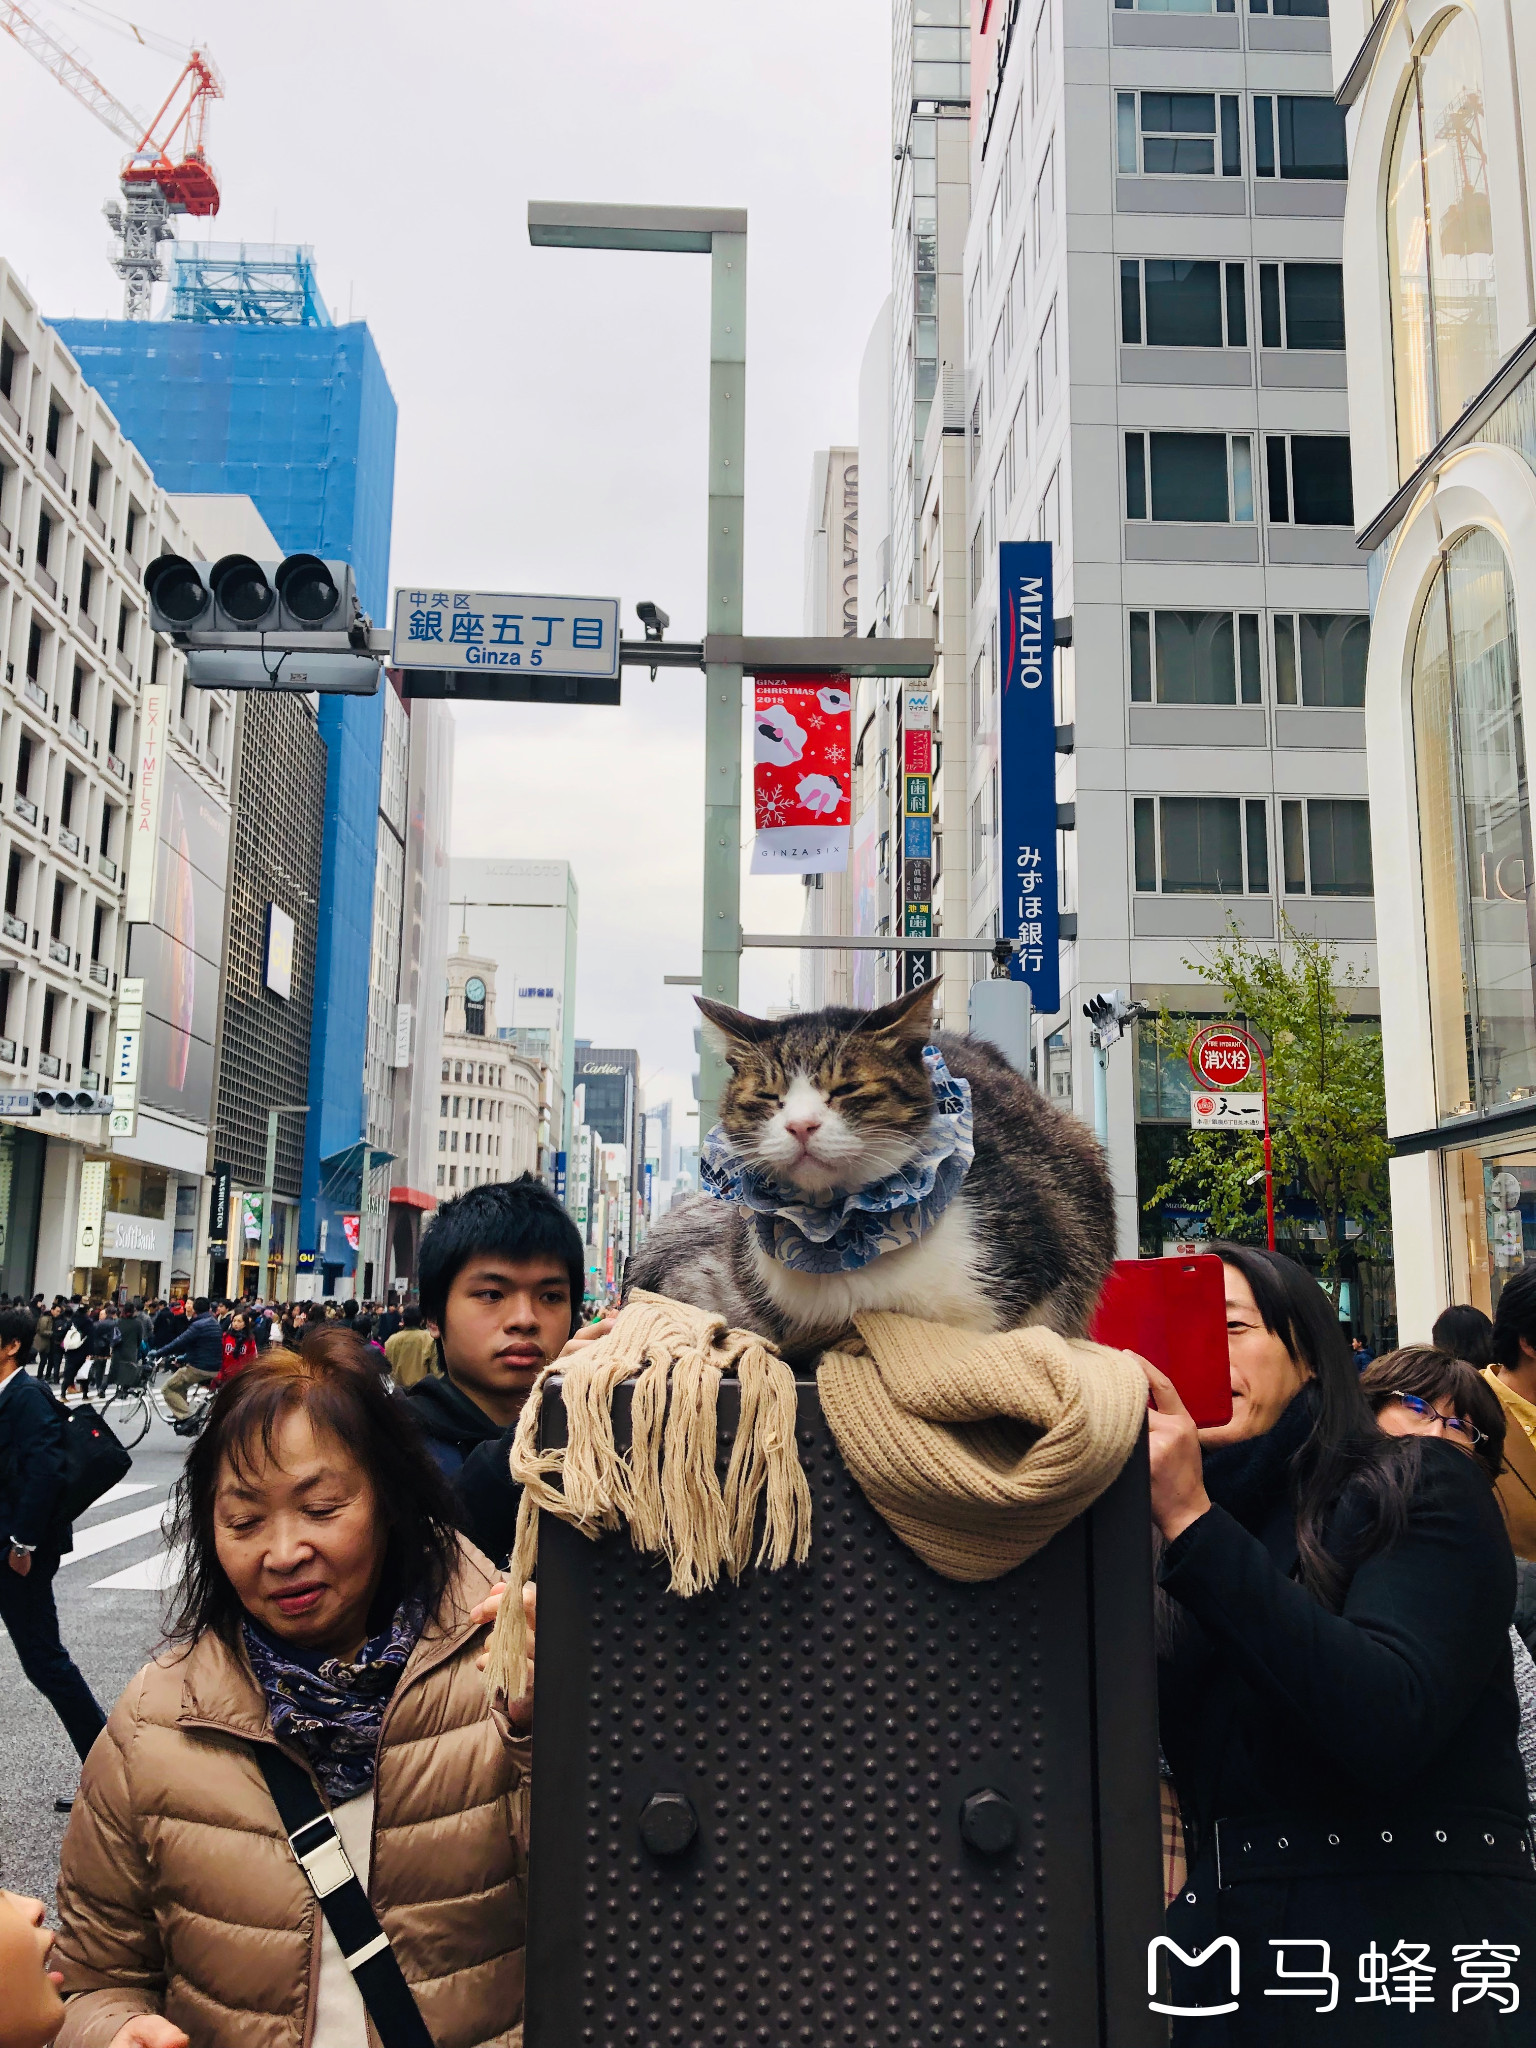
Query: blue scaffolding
167,242,330,327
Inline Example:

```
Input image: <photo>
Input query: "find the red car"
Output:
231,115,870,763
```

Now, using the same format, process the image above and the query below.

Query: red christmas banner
750,675,853,875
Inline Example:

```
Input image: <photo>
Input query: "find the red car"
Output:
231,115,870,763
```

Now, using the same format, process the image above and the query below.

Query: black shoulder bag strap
253,1744,435,2048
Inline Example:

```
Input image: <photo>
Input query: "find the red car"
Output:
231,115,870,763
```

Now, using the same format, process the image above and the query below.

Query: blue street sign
998,541,1060,1012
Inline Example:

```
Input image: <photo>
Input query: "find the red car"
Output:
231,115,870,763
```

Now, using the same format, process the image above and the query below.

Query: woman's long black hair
1210,1243,1419,1608
163,1344,462,1652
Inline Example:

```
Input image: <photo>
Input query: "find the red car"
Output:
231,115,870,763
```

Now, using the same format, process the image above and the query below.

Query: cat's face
698,982,940,1194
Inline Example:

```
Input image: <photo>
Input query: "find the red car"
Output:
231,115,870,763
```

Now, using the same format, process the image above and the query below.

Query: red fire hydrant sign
1189,1030,1254,1090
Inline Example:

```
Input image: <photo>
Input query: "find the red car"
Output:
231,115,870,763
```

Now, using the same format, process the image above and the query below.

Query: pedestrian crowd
2,1183,1536,2045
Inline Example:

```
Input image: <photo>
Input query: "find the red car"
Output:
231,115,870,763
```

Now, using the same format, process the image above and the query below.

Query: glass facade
1444,1137,1536,1314
1413,528,1536,1122
1386,10,1499,480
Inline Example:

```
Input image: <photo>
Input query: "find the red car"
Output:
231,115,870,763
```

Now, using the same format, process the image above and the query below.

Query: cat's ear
859,977,941,1049
695,996,775,1064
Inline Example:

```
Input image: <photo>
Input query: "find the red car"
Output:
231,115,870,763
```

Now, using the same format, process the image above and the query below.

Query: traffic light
34,1087,114,1115
1082,990,1147,1050
144,553,383,694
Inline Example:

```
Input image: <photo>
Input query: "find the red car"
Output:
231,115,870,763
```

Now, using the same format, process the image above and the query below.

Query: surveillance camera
636,601,670,641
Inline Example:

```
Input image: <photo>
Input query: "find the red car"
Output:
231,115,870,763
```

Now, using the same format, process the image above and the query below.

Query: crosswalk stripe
83,1481,157,1513
93,1545,184,1592
57,1500,169,1566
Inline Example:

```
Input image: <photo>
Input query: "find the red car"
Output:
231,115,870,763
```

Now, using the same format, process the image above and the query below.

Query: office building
960,0,1375,1253
386,685,454,1293
436,937,544,1197
448,857,579,1184
797,447,861,1012
0,260,241,1300
54,250,399,1291
574,1041,641,1279
180,492,325,1303
1335,0,1534,1323
852,6,975,1021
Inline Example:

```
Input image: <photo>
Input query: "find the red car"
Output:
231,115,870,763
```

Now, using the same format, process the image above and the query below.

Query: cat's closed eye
826,1082,864,1101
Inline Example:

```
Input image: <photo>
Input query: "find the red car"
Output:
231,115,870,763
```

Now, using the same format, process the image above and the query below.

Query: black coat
405,1375,503,1482
1158,1437,1535,2045
150,1311,222,1374
403,1378,523,1565
0,1369,71,1553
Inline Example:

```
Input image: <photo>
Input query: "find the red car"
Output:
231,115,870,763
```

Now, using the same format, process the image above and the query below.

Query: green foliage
1144,918,1391,1273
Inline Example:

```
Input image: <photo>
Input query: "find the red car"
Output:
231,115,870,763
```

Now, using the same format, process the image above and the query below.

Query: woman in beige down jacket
53,1345,532,2048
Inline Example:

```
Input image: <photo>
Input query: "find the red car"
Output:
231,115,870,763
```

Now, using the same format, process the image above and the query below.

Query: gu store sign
998,542,1060,1012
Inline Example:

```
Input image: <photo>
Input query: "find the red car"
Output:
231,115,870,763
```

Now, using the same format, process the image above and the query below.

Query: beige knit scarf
818,1312,1150,1582
480,1295,1149,1698
481,1292,813,1700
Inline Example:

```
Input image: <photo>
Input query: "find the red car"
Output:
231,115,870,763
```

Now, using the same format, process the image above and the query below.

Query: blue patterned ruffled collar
700,1045,974,1274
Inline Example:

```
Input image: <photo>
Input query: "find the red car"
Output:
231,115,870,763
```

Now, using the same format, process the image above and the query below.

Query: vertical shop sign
75,1159,108,1269
750,676,853,873
998,540,1061,1011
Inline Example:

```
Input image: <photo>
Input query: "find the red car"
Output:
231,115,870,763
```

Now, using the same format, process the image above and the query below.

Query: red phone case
1088,1254,1234,1428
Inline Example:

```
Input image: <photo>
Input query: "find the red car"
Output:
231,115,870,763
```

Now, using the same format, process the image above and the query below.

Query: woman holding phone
1146,1244,1531,2046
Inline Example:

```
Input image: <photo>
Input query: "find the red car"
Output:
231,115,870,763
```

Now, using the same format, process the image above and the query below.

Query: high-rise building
852,6,975,1022
386,686,454,1294
574,1041,641,1278
448,857,579,1186
961,0,1375,1253
176,492,325,1303
1334,0,1531,1323
0,260,244,1301
797,448,861,1012
54,254,398,1292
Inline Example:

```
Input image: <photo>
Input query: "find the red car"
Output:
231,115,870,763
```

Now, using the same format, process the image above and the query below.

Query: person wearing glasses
1360,1346,1536,1820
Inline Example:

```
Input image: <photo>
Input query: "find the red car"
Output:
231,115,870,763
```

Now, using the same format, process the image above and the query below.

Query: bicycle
98,1364,212,1448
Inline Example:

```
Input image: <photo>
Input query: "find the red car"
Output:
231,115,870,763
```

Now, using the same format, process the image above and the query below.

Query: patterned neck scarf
700,1046,975,1275
244,1596,425,1804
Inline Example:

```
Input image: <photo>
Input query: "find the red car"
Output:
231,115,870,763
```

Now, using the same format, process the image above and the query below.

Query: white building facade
0,261,237,1300
963,0,1377,1254
1335,0,1536,1328
437,938,543,1197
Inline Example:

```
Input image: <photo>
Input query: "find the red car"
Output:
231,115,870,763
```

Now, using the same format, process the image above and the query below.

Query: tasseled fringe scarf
481,1291,813,1702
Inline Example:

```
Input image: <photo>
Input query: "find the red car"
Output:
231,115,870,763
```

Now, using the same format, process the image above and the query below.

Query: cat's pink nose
784,1117,823,1144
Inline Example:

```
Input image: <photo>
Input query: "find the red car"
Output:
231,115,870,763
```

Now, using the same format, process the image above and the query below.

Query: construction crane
0,3,222,317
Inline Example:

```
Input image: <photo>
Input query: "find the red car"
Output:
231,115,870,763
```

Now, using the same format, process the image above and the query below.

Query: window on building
0,336,14,401
1264,434,1354,525
440,1094,448,1116
971,790,986,870
1252,95,1347,180
87,459,102,510
78,560,93,619
116,605,133,655
1134,795,1270,894
1118,91,1242,177
986,180,1004,279
1273,614,1369,706
90,902,102,962
70,666,84,719
1034,298,1058,419
970,520,985,603
40,988,56,1056
1032,136,1055,253
1031,0,1052,111
437,1164,445,1186
45,401,61,458
107,700,122,756
1119,260,1247,348
1129,611,1262,704
81,1008,97,1076
1257,262,1344,350
50,879,64,940
969,393,982,477
989,307,1011,410
1281,798,1373,896
1125,431,1254,522
1413,527,1533,1118
16,733,33,797
98,802,115,858
60,770,75,830
438,1130,447,1151
124,504,139,560
25,620,42,682
449,1165,457,1187
1387,10,1498,480
912,10,968,98
4,852,21,918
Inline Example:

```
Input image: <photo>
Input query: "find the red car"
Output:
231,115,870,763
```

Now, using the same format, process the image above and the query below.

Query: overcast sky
0,0,892,1146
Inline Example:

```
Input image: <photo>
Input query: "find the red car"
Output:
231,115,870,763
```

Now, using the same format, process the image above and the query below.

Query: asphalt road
0,1380,190,1903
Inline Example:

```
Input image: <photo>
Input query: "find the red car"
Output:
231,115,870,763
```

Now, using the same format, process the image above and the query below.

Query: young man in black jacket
147,1296,222,1431
409,1175,594,1563
0,1306,107,1763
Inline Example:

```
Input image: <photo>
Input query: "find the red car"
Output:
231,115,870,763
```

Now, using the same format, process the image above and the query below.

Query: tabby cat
626,979,1115,1359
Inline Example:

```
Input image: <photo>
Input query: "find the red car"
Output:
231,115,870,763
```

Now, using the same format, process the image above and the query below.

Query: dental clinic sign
998,541,1060,1012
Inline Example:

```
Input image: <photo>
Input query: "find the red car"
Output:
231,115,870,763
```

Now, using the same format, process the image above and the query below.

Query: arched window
1386,10,1498,480
1412,528,1535,1121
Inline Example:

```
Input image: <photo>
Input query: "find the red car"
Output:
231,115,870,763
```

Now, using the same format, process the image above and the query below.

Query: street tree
1144,918,1391,1276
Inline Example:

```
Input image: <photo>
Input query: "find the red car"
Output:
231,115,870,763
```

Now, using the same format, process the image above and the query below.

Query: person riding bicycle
146,1298,223,1437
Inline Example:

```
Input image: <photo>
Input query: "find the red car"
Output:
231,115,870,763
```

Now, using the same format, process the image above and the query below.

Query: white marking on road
84,1481,157,1511
92,1545,184,1592
56,1500,169,1566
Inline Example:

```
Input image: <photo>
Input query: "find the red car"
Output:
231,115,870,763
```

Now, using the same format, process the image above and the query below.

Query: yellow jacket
1483,1368,1536,1562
